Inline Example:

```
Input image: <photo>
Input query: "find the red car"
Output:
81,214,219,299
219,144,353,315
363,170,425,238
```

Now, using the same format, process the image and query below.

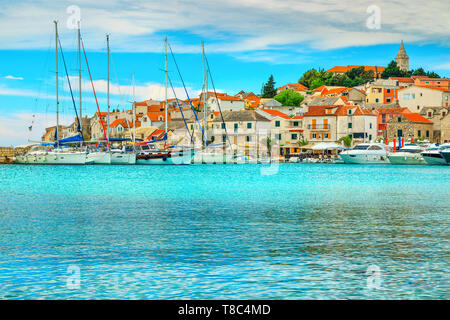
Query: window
418,130,421,137
222,135,226,142
234,123,238,132
426,130,430,138
398,116,402,122
247,122,252,129
291,133,298,140
246,136,251,142
386,89,391,93
275,120,280,127
221,123,225,129
375,98,379,103
348,109,352,115
417,106,420,110
312,133,317,139
397,129,403,137
312,119,316,129
276,134,282,140
348,122,352,129
190,124,194,130
324,133,329,139
386,98,391,103
369,123,372,129
404,94,410,100
293,121,299,127
412,94,415,99
369,134,372,141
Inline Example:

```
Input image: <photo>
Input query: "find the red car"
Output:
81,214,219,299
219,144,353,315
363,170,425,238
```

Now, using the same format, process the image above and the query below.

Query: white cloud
65,76,201,102
0,112,74,146
4,75,24,80
0,0,447,53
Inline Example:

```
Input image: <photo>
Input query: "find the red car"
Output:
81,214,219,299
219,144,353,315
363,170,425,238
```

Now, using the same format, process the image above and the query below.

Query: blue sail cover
58,134,83,144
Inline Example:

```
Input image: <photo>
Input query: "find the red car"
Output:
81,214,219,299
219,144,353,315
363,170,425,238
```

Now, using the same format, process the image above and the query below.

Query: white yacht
388,144,426,165
439,144,450,165
422,143,450,165
339,143,391,164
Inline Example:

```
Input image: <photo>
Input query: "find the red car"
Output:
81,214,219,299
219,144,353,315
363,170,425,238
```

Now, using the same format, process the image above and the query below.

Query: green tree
381,60,408,78
274,89,305,106
262,75,277,98
338,135,353,148
310,78,325,90
299,68,321,88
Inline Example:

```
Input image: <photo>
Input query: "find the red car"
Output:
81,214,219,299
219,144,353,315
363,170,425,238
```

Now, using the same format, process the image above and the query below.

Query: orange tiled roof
389,77,414,83
312,85,327,93
147,129,165,140
216,95,242,101
147,111,171,122
402,112,433,124
277,83,308,92
259,108,290,119
415,85,450,92
327,65,386,73
305,105,375,117
376,107,409,114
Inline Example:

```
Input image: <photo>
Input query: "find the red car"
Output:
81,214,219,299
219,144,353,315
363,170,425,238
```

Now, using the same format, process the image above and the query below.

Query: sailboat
135,38,194,165
110,71,136,165
86,34,112,164
192,42,235,164
15,21,88,165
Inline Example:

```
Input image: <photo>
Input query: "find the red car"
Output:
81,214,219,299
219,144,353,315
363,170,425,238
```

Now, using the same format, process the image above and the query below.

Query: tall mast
132,71,135,143
54,21,59,147
202,42,207,147
106,34,110,147
164,37,168,140
78,21,82,131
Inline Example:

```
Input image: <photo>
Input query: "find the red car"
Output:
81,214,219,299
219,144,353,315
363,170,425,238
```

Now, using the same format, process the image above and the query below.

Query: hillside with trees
298,62,441,90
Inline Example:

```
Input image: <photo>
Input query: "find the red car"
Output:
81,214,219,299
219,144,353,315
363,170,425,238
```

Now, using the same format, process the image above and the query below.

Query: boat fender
163,156,167,161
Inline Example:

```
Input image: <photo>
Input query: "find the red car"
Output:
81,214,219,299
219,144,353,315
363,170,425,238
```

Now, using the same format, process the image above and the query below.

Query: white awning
311,142,340,150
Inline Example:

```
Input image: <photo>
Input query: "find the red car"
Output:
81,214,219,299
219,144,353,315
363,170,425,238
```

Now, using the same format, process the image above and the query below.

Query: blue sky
0,0,449,145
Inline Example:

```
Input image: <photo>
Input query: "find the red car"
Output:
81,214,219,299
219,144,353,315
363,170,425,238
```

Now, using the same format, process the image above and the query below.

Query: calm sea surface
0,164,448,299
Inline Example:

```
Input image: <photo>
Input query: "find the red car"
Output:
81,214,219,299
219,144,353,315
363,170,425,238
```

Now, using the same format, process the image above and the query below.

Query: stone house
386,113,434,142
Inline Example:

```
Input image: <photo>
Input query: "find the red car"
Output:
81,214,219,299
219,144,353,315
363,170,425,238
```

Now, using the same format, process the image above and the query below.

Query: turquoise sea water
0,163,448,299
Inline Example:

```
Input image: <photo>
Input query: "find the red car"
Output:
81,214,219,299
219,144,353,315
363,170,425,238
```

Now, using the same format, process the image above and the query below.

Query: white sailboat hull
111,153,136,164
15,152,88,165
86,152,111,164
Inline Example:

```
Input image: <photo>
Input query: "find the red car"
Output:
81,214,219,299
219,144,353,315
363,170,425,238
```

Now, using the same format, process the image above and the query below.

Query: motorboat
339,143,391,164
438,143,450,165
135,144,194,165
388,144,426,165
422,143,450,165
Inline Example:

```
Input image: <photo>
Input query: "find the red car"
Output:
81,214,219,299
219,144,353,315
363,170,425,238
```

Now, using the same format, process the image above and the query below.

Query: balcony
307,124,329,130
